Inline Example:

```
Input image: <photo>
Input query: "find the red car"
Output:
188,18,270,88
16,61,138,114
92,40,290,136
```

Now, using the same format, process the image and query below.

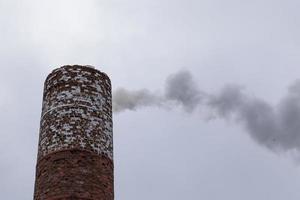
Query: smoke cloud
113,88,161,112
113,70,205,113
113,70,300,154
165,70,203,111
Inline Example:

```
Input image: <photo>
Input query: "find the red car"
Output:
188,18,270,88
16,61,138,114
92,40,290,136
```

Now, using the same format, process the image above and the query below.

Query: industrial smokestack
34,65,113,200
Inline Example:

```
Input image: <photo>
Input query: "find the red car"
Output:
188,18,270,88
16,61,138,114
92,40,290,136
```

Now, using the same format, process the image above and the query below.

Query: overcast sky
1,0,300,199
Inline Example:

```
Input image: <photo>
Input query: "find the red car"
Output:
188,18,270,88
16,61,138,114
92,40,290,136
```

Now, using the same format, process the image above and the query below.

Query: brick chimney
34,65,113,200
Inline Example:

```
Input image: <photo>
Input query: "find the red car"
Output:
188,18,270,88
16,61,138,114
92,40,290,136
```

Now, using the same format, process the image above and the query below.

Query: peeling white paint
38,66,113,160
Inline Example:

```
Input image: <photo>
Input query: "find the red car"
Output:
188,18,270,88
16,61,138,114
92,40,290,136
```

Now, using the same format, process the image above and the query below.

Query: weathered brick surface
34,65,113,200
39,65,113,159
34,149,113,200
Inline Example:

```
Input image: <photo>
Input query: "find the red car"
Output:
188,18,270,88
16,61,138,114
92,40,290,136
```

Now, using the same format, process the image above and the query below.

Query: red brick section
34,65,113,200
34,149,113,200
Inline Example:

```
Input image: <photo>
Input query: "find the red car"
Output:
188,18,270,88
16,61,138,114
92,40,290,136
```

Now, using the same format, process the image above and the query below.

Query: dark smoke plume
113,70,300,154
165,70,203,111
113,88,161,112
112,70,204,112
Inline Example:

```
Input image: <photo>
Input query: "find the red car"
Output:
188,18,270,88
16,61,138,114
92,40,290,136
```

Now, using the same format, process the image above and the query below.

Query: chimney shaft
34,65,113,200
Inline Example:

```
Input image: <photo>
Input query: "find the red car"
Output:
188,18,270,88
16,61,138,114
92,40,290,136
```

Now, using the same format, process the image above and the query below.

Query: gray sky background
1,0,300,199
